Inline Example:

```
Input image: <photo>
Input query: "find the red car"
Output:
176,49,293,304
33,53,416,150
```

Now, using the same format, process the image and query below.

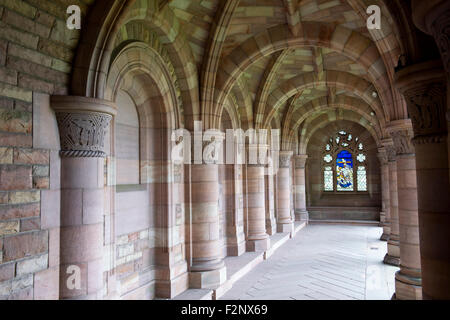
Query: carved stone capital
395,60,447,142
387,120,415,156
294,154,308,169
279,151,293,168
377,147,388,165
382,139,396,162
51,96,117,158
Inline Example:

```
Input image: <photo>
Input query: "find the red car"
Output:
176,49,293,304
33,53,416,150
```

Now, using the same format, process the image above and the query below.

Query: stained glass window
357,167,367,191
357,154,366,162
324,166,333,191
322,131,367,193
336,150,354,191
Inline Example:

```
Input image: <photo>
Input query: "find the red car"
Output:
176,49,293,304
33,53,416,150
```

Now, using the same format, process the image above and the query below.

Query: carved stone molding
56,112,112,157
294,154,308,169
279,151,293,168
386,145,397,162
382,139,396,162
390,130,415,156
387,120,415,156
395,60,447,142
51,96,117,158
404,84,446,137
377,148,388,165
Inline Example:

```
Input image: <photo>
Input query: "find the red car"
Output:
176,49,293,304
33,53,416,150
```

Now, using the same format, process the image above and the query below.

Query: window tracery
322,130,367,192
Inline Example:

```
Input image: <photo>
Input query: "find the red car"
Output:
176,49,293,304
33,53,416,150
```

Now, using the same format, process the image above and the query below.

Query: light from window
324,154,333,163
357,154,366,162
324,166,333,191
357,166,367,191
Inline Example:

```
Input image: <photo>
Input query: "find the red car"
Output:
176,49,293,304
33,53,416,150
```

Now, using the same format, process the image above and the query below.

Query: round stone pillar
189,163,226,288
276,151,294,233
294,154,308,222
378,147,391,241
396,60,450,300
265,156,277,236
384,141,400,266
388,121,422,300
51,96,116,299
246,163,270,251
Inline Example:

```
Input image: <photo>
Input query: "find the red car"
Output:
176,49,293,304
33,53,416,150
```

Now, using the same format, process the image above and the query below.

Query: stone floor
220,224,398,300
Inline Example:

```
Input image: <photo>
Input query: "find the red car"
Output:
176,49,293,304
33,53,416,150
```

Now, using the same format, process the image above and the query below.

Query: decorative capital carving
279,151,293,168
51,96,117,158
382,139,396,162
390,130,415,156
294,154,308,169
395,60,447,142
387,120,415,156
377,148,388,165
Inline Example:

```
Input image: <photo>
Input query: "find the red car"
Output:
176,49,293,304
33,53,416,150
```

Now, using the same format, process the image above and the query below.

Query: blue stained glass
336,150,353,191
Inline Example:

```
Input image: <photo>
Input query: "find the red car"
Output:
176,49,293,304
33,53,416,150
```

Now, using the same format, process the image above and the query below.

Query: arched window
322,130,367,192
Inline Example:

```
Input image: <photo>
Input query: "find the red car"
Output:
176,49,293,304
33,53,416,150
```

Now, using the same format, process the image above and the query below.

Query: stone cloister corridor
220,224,398,300
0,0,449,302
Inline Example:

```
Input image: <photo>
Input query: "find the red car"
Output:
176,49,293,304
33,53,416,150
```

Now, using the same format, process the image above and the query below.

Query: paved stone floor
221,225,398,300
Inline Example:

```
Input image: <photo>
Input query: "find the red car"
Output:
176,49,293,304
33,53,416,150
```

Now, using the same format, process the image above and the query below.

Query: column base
155,272,189,299
380,233,390,241
246,237,271,252
395,271,422,300
277,222,294,233
383,253,400,266
226,241,246,257
189,266,227,289
266,218,277,236
295,210,309,222
154,260,189,299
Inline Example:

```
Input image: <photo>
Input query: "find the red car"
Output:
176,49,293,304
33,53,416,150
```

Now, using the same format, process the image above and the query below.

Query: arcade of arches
0,0,449,300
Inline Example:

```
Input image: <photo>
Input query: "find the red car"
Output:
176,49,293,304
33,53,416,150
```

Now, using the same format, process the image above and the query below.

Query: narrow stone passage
221,225,398,300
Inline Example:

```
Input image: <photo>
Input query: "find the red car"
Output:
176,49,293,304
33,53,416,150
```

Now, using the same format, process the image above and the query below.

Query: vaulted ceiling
77,0,410,150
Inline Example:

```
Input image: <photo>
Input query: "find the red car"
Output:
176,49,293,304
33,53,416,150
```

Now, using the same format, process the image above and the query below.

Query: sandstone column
388,120,422,300
51,96,116,299
225,163,246,256
265,160,277,235
396,59,450,300
378,147,391,241
246,161,270,251
294,154,308,222
189,163,226,288
276,151,294,233
384,140,400,266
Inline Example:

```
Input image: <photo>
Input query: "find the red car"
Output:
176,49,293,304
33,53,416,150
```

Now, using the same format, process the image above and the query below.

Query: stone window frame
321,131,368,194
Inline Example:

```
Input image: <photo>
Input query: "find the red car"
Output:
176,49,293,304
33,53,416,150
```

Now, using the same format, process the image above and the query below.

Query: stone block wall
0,0,92,300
